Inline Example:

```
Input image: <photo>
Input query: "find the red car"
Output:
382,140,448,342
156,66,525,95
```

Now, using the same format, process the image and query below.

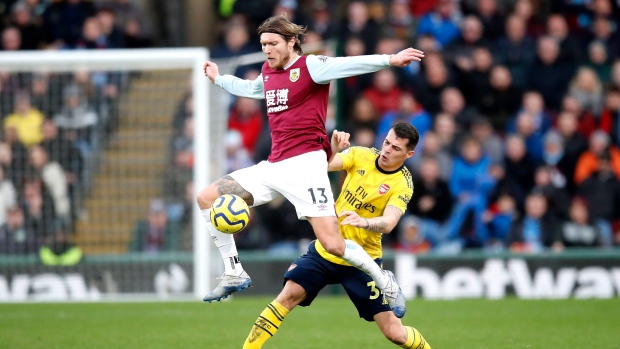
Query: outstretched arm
339,205,404,234
328,129,350,172
203,60,264,99
306,48,424,84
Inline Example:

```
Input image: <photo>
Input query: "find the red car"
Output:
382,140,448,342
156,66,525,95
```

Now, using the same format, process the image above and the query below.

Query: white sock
341,239,389,289
201,209,244,276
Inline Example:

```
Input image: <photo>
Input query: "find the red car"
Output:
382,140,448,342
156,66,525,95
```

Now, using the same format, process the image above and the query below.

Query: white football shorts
229,150,336,219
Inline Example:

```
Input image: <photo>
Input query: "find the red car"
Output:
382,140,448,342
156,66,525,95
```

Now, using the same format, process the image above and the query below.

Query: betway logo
396,256,620,299
0,273,100,301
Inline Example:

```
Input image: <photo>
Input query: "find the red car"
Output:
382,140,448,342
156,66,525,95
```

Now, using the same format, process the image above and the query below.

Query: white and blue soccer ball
210,194,250,234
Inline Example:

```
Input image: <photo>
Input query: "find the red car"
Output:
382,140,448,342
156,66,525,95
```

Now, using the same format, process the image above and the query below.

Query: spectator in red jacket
362,69,403,116
228,97,263,155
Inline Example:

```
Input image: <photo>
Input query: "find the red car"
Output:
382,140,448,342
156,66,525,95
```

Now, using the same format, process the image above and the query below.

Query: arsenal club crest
378,183,390,195
290,68,300,82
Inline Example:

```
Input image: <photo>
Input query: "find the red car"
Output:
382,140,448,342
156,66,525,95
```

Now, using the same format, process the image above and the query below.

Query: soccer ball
210,194,250,234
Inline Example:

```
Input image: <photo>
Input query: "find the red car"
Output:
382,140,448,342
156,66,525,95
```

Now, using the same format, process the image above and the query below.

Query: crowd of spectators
0,0,152,257
205,0,620,254
0,0,152,51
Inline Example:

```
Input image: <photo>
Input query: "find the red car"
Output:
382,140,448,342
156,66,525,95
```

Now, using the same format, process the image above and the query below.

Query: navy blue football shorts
283,241,391,322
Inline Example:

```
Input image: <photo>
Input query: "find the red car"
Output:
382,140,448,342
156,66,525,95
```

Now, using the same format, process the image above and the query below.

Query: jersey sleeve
387,183,413,213
336,146,363,172
306,54,391,84
214,74,265,99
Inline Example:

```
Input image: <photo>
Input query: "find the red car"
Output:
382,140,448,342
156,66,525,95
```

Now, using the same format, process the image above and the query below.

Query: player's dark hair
391,122,419,150
257,15,306,55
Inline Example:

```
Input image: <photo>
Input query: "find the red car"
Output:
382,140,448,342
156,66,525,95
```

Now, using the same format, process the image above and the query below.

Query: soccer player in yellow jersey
242,122,431,349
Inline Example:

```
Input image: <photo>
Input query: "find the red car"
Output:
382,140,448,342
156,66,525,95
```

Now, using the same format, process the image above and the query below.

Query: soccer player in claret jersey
198,15,424,309
241,123,431,349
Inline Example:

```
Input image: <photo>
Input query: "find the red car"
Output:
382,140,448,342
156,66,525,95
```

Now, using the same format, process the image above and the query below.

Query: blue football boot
382,270,406,318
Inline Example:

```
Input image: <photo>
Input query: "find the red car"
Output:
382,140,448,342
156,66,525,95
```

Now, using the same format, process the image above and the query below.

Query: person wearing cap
395,215,431,253
52,84,98,153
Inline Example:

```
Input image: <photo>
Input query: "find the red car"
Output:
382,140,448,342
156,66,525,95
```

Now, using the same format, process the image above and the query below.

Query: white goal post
0,48,212,301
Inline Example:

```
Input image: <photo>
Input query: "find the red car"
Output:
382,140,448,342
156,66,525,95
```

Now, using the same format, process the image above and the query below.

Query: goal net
0,48,215,301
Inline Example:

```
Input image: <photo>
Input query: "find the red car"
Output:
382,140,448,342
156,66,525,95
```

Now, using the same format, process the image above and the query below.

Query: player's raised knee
196,184,219,209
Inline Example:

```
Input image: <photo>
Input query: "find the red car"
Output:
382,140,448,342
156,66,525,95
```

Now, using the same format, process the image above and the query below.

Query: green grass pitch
1,297,618,349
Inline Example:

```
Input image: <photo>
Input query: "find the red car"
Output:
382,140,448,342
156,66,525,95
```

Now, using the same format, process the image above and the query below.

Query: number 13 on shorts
307,187,328,204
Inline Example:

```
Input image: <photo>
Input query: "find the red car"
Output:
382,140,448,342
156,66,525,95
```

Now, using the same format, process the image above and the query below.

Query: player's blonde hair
257,15,306,55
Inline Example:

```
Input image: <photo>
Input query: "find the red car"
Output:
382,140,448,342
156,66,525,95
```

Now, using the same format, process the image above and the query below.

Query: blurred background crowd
1,0,620,259
203,0,620,255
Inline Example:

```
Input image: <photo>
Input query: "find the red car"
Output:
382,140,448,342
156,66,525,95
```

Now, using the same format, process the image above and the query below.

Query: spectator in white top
28,145,71,222
0,166,17,226
225,129,254,173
